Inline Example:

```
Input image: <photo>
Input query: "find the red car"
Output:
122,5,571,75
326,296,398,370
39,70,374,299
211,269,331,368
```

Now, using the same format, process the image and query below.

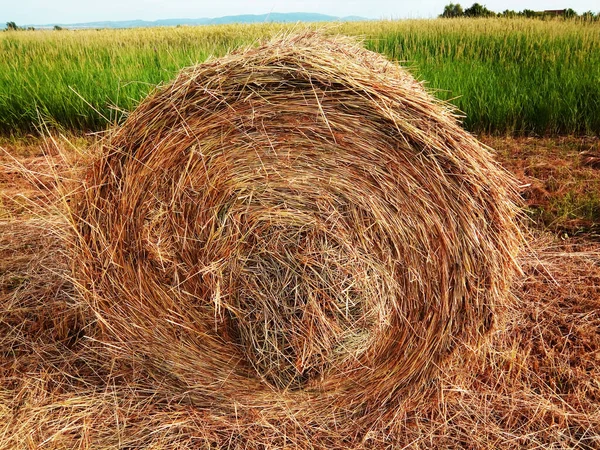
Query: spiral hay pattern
73,33,521,437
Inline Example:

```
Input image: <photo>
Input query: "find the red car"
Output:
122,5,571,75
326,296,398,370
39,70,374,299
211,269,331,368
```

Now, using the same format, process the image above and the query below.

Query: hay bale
72,33,521,437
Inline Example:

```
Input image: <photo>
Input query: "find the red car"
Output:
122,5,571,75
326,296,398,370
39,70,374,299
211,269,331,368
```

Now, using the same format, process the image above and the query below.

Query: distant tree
564,8,577,18
520,9,537,18
440,3,464,17
53,25,63,30
501,9,517,17
464,3,495,17
6,21,19,31
452,3,464,16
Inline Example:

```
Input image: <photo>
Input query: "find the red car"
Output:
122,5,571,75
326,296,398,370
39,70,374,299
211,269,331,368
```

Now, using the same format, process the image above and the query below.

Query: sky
1,0,598,25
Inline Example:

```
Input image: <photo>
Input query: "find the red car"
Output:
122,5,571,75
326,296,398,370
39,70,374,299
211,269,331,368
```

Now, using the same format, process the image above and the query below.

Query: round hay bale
72,33,521,437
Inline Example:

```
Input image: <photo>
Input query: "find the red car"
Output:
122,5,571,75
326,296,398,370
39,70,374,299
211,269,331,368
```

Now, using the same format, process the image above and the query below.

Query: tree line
5,9,600,32
441,3,599,20
5,21,37,31
5,21,65,31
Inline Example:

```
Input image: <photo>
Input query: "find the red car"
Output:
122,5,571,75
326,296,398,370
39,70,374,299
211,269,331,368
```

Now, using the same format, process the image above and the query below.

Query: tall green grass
0,19,598,135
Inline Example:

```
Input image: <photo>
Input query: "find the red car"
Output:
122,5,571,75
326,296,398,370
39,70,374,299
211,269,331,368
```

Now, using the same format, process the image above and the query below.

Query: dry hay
0,33,534,447
68,33,522,442
2,221,600,448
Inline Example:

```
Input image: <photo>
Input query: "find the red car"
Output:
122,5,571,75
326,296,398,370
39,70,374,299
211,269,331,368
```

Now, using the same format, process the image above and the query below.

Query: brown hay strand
70,33,522,438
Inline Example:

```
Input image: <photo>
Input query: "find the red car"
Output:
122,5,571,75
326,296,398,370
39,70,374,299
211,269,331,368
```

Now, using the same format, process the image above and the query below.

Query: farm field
1,18,599,136
1,133,599,448
1,20,600,449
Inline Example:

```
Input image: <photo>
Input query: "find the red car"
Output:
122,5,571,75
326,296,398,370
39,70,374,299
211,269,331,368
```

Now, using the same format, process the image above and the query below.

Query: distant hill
9,12,369,30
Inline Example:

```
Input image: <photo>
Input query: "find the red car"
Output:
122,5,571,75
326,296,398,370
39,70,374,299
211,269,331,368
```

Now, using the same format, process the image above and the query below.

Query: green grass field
1,19,599,136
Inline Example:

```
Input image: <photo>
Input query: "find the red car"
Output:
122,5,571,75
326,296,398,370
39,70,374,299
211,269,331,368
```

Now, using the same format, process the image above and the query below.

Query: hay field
1,18,599,136
0,26,599,449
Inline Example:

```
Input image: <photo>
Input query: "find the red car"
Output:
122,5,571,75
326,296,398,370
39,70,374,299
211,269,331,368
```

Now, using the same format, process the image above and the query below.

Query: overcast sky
1,0,598,25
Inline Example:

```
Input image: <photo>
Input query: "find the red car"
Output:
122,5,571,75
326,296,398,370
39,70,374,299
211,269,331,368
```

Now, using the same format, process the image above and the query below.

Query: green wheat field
1,19,599,136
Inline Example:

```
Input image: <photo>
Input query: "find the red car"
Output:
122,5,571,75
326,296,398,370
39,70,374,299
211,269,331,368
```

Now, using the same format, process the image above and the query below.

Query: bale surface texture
73,33,521,430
